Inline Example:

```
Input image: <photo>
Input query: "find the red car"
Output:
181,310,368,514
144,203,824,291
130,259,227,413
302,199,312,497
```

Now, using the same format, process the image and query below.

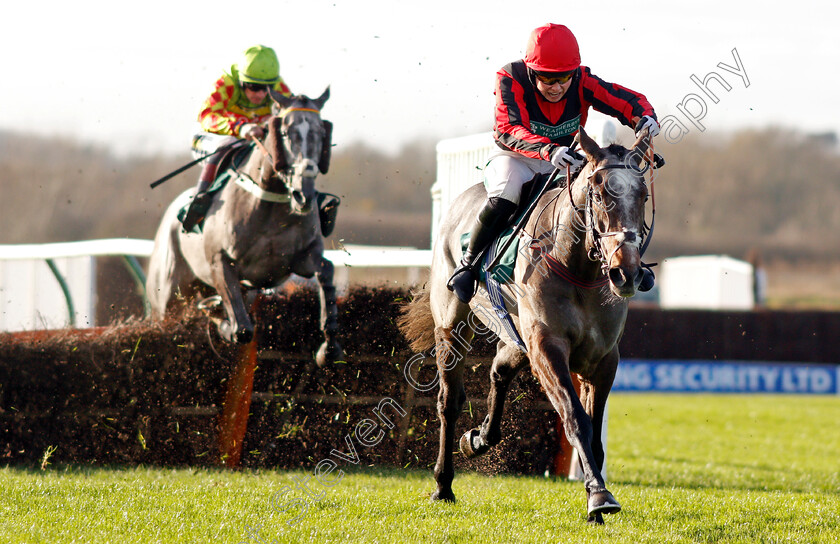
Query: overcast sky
2,0,836,156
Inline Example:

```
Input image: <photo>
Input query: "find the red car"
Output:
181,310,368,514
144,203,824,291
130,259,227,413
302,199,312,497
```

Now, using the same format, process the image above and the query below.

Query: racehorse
399,126,654,523
146,88,342,367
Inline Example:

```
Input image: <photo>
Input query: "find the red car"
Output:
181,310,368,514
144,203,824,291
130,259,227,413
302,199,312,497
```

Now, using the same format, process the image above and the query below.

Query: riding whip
149,140,245,189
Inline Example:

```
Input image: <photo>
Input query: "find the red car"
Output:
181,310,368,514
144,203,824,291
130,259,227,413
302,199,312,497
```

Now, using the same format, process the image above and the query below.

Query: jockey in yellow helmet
181,45,293,231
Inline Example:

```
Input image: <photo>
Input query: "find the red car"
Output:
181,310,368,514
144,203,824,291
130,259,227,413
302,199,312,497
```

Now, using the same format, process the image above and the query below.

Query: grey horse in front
400,126,655,523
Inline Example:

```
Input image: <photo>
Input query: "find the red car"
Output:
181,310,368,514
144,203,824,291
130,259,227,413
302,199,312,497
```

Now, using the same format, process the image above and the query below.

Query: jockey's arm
579,67,657,132
198,75,262,138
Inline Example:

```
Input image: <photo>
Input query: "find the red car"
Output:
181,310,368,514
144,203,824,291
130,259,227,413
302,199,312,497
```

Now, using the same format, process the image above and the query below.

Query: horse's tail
397,287,436,353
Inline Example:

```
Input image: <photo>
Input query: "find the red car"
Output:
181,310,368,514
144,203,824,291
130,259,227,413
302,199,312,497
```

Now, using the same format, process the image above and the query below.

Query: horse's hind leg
431,325,469,503
147,220,192,320
460,341,528,457
314,257,343,367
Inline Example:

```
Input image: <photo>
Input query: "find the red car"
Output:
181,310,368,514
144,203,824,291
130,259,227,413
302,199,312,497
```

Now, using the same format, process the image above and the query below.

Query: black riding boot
447,197,518,303
181,163,218,231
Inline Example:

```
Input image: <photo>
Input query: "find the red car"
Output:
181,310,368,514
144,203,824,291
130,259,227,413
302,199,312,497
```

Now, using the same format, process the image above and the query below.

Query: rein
231,139,291,203
251,136,273,162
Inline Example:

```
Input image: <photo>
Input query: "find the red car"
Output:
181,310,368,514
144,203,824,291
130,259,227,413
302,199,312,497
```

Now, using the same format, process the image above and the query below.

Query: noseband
574,157,655,276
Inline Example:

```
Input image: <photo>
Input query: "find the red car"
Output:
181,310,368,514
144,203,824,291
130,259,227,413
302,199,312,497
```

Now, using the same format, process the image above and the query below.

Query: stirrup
447,263,478,303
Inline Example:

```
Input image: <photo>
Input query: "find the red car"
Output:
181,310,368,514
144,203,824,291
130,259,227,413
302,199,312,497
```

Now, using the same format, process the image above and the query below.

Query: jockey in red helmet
181,45,293,232
447,23,660,303
524,22,582,73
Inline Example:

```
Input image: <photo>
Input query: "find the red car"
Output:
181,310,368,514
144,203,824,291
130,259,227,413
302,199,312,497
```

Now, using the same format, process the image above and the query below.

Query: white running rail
0,239,432,330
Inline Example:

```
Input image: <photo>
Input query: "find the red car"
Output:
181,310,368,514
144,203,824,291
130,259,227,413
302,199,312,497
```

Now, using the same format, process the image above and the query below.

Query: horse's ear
578,126,602,162
630,127,651,166
313,86,330,110
270,88,295,110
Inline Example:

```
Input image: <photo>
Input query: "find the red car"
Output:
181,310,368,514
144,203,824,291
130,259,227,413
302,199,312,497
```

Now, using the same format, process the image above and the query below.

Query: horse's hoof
315,340,343,368
587,490,621,517
218,320,234,342
459,428,490,458
235,327,254,345
217,320,253,344
430,489,456,503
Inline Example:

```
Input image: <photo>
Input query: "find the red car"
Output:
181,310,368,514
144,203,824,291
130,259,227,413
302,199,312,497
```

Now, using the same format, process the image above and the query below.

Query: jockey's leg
447,197,517,303
447,155,533,304
181,159,219,231
182,133,238,231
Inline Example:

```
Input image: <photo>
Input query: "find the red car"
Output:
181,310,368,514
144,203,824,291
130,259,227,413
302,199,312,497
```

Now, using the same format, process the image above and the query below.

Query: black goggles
535,71,575,86
242,82,270,92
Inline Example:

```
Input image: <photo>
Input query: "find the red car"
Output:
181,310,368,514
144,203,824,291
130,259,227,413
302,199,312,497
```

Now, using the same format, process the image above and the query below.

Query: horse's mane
605,143,627,154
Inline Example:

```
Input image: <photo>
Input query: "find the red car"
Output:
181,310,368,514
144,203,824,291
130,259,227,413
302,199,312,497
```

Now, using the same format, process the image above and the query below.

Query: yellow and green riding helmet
237,45,280,85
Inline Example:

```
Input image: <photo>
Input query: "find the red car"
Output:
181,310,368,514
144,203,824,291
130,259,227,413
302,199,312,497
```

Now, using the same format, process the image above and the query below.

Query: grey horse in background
146,87,342,367
400,126,655,523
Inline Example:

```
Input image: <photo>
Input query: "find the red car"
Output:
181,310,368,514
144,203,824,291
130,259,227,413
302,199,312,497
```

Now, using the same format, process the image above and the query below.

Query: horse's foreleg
431,326,467,503
314,257,343,367
578,348,619,474
527,323,620,521
460,341,528,457
210,252,253,344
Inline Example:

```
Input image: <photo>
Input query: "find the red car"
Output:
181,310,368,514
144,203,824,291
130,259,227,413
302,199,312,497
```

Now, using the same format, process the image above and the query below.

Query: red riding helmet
524,23,581,73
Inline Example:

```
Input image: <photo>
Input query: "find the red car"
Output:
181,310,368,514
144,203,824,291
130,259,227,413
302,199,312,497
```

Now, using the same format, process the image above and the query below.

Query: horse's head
577,126,652,298
265,87,331,214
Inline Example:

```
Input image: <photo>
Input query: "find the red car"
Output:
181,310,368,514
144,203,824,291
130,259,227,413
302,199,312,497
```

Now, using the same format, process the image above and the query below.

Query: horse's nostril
608,267,626,287
293,191,306,206
634,268,645,286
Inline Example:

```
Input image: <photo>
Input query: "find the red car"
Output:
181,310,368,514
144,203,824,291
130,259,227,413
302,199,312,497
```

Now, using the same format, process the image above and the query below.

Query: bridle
238,107,324,202
566,143,658,276
252,107,321,172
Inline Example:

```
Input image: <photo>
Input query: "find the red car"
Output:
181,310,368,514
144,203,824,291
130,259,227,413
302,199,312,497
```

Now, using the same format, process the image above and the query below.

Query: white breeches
483,151,555,204
191,132,239,160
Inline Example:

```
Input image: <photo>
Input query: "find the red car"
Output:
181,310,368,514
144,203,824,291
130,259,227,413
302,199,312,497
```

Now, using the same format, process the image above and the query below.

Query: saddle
460,171,565,284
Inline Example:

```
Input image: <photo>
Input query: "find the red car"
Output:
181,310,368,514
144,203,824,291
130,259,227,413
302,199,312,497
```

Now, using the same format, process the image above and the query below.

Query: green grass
2,394,839,543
